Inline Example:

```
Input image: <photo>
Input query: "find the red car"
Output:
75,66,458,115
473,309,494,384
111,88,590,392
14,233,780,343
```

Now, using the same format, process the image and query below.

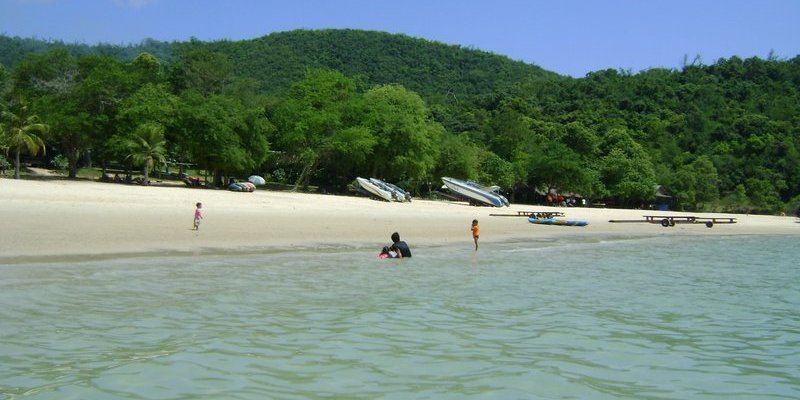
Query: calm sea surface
1,235,798,399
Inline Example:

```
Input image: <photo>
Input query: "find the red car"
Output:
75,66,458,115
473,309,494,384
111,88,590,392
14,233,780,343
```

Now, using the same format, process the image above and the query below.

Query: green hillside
1,29,555,100
198,29,557,98
2,30,800,214
0,36,176,67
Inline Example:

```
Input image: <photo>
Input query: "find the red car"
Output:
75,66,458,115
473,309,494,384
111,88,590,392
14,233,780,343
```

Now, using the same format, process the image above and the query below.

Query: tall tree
11,48,77,99
432,133,480,182
2,102,48,179
176,92,270,187
527,138,594,197
11,49,114,178
363,84,444,188
115,83,179,173
170,45,233,95
130,51,164,85
73,54,136,176
271,69,374,190
0,64,11,108
125,122,166,185
669,155,720,211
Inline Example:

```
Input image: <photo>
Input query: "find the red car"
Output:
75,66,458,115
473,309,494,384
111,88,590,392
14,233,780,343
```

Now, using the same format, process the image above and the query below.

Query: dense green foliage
0,35,175,68
1,30,799,214
198,29,555,100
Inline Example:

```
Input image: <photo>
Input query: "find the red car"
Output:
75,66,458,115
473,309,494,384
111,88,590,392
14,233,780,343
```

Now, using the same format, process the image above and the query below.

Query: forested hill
0,29,556,99
2,30,800,214
201,29,557,99
0,36,176,68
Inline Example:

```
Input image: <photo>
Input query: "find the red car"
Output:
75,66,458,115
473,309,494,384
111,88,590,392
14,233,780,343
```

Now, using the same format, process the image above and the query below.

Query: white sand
1,178,797,262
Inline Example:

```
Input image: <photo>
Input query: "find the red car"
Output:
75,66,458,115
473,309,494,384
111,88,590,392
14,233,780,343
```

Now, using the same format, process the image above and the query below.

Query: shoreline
4,231,787,266
1,178,798,264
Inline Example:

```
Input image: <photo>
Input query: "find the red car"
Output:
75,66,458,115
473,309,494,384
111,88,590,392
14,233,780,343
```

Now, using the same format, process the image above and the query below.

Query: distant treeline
1,29,799,214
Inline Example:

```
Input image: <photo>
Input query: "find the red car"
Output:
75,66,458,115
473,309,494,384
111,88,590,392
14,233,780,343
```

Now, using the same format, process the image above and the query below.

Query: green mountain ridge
2,29,800,214
1,29,556,99
207,29,557,98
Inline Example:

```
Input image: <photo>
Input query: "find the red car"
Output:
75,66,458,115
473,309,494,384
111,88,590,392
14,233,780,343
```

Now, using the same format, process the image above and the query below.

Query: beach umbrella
248,175,266,185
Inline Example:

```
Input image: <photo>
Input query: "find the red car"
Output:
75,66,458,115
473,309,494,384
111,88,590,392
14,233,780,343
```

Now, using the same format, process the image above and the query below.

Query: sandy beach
1,178,797,263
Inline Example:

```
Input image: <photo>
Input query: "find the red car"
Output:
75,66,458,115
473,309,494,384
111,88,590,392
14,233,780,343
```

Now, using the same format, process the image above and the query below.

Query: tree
176,92,270,187
2,102,49,179
593,127,656,203
487,100,533,160
0,64,11,107
363,84,444,188
271,69,374,190
10,51,132,178
525,136,595,197
131,52,163,85
35,96,90,178
125,123,166,185
115,83,179,173
170,45,233,95
598,147,656,205
669,155,720,211
432,133,480,182
11,48,77,99
477,149,515,189
73,54,136,175
562,121,599,157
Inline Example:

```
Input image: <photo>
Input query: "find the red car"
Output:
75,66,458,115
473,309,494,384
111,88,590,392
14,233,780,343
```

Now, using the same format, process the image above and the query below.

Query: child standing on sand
471,219,480,251
193,202,203,230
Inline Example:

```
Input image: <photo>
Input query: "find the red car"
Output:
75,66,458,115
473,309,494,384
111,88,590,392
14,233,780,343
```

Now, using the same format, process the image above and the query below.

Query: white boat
441,177,509,207
356,177,394,202
370,178,412,202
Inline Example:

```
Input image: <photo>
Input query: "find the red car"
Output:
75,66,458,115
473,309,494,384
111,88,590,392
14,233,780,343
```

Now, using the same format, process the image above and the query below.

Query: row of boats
234,175,586,226
226,174,508,208
355,176,509,207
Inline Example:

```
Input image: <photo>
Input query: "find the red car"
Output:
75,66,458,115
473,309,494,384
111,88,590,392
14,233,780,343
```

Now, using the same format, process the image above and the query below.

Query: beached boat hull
370,178,412,202
229,181,255,192
441,177,509,207
356,177,394,202
528,217,588,226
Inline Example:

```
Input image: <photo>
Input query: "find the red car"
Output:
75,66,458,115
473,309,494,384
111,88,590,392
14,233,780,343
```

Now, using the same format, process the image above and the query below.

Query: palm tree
125,122,167,185
2,104,49,179
0,127,9,176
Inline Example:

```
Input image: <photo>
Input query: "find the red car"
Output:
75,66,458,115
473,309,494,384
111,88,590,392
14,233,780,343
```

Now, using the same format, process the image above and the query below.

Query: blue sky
1,0,798,77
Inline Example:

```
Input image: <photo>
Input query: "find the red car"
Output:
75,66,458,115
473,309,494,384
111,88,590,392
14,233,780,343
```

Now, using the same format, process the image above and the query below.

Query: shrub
50,154,69,172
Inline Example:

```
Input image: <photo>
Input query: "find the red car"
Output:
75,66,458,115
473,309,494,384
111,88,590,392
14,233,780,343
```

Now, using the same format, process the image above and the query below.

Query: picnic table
490,211,566,219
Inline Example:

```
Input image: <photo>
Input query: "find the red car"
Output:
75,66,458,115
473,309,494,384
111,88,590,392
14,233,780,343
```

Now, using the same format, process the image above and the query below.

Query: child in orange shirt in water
471,219,480,251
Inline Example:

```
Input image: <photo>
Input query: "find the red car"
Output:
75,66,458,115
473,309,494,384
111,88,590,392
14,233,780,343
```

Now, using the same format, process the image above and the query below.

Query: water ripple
1,236,798,399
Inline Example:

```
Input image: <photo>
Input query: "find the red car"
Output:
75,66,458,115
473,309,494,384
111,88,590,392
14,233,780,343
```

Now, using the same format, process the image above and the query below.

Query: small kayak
528,217,588,227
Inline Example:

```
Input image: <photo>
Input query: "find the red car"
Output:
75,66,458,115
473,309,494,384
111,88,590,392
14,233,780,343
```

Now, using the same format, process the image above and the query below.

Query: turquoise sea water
1,235,798,399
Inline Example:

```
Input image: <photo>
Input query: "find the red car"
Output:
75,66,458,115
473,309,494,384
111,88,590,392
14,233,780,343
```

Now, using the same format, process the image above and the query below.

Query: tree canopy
1,30,799,214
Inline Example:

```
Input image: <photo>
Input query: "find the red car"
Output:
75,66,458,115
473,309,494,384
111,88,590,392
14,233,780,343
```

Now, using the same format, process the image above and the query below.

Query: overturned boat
441,177,509,207
370,178,412,202
228,181,255,192
355,177,394,202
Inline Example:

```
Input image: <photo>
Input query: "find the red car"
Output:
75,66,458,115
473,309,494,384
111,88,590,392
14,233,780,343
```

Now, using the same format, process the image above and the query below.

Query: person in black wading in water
389,232,412,258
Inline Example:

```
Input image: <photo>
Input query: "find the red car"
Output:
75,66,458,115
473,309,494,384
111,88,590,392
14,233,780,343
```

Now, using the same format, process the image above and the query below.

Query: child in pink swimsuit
377,246,398,259
193,202,203,230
